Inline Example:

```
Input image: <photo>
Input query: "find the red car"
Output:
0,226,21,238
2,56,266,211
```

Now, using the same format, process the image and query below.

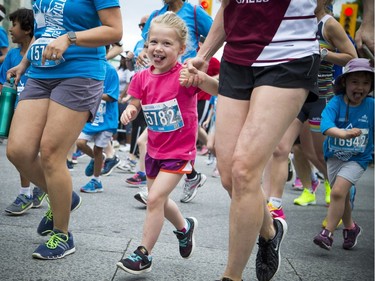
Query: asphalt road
0,140,373,281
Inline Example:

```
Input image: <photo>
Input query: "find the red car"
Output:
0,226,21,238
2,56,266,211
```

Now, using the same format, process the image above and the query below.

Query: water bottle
0,78,17,137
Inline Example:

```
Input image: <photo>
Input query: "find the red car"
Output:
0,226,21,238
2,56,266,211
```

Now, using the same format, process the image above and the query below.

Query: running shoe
80,178,103,193
324,180,331,206
173,217,198,259
101,155,121,176
293,188,316,206
126,171,147,186
32,230,75,259
256,217,287,281
116,246,152,274
66,160,74,171
32,187,47,208
267,202,286,219
117,157,137,173
313,229,333,250
134,187,148,205
349,185,356,210
292,177,303,191
37,191,82,236
85,158,95,177
73,149,85,159
343,222,362,250
180,173,207,203
4,194,33,215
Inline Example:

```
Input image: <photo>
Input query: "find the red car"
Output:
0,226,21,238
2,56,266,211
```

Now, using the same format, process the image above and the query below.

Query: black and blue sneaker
101,155,120,176
32,230,75,259
117,246,152,275
173,217,197,259
37,191,82,236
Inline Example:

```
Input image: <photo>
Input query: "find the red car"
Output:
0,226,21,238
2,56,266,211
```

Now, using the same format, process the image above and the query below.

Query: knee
76,139,85,150
273,143,290,160
146,191,163,211
231,157,260,196
6,139,35,167
330,188,344,201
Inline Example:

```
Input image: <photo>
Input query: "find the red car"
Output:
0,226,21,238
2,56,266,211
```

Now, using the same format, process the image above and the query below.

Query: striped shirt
223,0,319,66
317,14,335,99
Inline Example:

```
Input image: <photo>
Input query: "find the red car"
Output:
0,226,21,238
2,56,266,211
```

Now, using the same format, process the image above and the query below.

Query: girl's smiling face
147,24,186,74
344,72,373,106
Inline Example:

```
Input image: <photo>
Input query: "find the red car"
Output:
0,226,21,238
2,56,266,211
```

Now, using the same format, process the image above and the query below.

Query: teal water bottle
0,77,17,138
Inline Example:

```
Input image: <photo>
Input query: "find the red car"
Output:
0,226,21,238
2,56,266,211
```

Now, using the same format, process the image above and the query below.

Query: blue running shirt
27,0,120,80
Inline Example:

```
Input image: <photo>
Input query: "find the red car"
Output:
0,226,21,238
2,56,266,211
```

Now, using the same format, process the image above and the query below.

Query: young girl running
116,12,218,275
313,58,374,251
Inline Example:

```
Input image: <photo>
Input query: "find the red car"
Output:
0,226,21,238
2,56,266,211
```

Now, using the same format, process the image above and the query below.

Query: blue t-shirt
0,47,29,106
0,26,9,68
27,0,119,80
142,2,212,62
321,95,374,169
83,61,119,134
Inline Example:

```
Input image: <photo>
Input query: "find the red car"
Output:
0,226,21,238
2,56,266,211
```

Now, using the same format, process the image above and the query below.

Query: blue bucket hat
334,58,374,94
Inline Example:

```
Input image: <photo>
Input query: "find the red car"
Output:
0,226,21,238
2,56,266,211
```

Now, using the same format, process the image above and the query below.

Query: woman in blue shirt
6,0,122,260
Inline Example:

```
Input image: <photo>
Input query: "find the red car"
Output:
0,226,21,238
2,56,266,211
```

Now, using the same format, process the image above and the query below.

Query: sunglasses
138,23,145,28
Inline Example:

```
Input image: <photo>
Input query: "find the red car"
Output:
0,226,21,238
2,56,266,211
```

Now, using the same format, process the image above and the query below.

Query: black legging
130,109,147,157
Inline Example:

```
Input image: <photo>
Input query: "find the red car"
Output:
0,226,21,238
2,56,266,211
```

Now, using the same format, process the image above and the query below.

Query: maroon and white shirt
223,0,319,66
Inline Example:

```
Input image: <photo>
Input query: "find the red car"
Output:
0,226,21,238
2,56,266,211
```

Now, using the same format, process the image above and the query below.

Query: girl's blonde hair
148,12,189,47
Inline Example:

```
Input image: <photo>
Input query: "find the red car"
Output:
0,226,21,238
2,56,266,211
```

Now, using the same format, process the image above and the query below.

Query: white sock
20,186,32,198
269,197,282,208
311,171,318,182
94,176,101,182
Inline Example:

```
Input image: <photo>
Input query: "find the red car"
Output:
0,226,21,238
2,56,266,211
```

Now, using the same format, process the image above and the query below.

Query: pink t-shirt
128,63,198,160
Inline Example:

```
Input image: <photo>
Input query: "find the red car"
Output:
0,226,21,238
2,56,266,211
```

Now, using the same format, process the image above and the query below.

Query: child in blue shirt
76,52,119,193
313,58,374,251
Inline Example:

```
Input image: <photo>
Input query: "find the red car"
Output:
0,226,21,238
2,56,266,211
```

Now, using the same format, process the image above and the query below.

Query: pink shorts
145,153,194,179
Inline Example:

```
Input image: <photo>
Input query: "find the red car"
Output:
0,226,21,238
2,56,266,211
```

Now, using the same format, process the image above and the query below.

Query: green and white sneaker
5,194,33,215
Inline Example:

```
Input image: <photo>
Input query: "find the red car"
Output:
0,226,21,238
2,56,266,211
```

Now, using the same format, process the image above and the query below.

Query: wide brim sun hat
334,58,374,94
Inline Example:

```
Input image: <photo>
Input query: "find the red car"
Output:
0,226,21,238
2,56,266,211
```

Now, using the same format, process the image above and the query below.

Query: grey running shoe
117,157,137,173
134,187,148,205
5,194,33,215
313,228,333,250
343,222,361,250
256,217,287,281
32,187,47,208
173,217,198,259
180,173,207,203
